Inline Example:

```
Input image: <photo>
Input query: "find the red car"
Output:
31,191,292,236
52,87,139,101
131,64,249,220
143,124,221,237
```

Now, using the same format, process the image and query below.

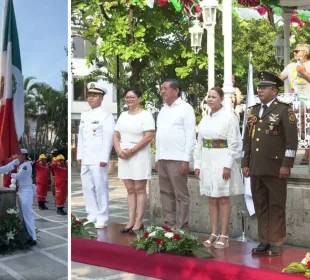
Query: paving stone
46,246,68,262
3,253,55,272
21,262,68,280
0,275,17,280
48,227,68,239
0,266,8,277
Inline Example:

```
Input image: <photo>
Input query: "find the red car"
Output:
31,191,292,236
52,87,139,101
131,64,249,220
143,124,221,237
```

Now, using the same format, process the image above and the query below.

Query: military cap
87,82,107,95
20,148,28,154
257,71,284,88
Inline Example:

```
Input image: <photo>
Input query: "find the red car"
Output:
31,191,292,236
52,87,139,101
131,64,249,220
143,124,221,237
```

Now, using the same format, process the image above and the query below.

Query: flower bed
131,224,213,258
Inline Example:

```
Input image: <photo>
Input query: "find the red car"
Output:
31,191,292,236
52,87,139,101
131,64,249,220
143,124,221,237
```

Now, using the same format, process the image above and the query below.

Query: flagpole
236,53,254,243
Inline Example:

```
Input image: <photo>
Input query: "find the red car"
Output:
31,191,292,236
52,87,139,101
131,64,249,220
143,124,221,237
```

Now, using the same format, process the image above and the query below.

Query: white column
283,10,291,93
222,0,235,112
206,26,215,90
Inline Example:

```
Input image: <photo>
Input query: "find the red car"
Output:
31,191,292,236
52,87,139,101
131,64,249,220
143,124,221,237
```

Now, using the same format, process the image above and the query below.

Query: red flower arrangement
131,224,213,258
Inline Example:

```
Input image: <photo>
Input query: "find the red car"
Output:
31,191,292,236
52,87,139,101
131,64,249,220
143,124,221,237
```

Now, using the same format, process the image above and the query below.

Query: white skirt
118,143,152,180
199,148,243,197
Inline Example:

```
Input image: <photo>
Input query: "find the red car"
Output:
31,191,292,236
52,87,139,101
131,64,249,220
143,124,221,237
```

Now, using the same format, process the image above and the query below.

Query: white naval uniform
0,160,36,240
77,106,115,224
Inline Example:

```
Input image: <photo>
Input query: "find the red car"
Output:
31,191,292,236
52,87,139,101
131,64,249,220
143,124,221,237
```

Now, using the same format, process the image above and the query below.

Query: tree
21,74,68,159
72,0,310,121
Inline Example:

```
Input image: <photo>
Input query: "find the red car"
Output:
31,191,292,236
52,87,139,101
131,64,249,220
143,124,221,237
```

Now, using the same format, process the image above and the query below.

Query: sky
0,0,68,90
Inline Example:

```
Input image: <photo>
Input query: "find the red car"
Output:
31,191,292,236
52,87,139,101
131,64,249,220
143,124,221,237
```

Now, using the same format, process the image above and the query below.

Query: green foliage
21,74,68,159
130,224,213,258
71,214,97,239
72,0,310,121
0,208,31,254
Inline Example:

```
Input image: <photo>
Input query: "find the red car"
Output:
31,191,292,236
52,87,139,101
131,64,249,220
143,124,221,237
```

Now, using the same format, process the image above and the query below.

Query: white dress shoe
87,215,97,223
95,221,107,228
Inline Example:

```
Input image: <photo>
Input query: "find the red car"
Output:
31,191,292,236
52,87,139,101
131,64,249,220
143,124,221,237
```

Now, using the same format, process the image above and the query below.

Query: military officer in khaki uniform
77,82,115,228
242,72,298,256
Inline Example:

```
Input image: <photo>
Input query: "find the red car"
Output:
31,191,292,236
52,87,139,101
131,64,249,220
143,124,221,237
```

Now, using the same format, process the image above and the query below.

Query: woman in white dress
114,88,155,234
194,87,243,248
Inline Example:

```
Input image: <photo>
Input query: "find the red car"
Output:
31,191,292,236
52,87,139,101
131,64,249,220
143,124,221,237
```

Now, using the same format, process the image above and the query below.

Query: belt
203,139,228,148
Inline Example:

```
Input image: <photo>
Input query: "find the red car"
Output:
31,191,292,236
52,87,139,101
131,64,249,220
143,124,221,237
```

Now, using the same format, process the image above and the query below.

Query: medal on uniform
269,125,274,130
265,129,269,134
273,131,278,136
93,128,96,136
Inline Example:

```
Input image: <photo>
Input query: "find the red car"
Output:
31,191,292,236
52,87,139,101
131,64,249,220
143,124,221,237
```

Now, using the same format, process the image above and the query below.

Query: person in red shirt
35,154,49,210
50,154,68,215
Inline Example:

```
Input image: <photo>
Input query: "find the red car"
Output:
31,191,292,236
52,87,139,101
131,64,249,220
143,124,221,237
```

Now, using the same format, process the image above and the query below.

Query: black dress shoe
120,225,134,233
38,202,48,210
267,245,283,256
57,207,67,215
252,243,270,254
129,224,144,235
27,238,37,246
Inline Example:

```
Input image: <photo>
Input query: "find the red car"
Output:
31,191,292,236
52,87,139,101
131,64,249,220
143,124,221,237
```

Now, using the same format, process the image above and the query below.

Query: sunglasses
293,50,304,54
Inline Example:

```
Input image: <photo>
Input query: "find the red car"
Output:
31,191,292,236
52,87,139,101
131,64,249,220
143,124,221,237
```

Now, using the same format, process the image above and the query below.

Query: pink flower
144,232,149,238
307,261,310,269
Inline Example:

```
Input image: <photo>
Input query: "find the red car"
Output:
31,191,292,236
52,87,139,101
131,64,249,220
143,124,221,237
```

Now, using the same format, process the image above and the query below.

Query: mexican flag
0,0,23,161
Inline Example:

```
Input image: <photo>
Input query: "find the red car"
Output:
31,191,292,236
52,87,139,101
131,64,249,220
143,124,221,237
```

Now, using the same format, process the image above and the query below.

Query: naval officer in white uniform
0,149,37,246
77,82,115,228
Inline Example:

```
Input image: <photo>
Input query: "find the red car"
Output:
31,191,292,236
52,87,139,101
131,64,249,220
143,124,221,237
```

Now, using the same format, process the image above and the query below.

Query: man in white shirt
77,82,115,228
155,79,196,231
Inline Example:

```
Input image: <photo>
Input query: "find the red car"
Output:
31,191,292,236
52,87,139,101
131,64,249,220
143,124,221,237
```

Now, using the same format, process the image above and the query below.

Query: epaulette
277,100,292,106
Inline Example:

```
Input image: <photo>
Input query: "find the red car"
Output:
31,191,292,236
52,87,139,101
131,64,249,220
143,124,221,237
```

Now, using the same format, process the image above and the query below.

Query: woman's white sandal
213,234,229,248
203,233,218,248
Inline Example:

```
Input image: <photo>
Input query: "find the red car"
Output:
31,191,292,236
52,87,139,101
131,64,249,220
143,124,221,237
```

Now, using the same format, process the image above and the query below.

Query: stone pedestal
149,175,310,247
0,188,16,220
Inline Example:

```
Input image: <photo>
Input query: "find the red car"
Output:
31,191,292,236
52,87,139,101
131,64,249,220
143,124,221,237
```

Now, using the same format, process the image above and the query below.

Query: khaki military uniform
241,99,298,246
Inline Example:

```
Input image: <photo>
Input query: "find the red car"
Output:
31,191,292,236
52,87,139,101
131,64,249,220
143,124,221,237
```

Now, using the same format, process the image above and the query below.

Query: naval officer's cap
87,82,107,95
257,71,284,88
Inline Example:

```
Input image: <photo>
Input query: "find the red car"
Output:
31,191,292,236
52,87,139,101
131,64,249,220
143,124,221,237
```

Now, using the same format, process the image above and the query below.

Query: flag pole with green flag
0,0,24,162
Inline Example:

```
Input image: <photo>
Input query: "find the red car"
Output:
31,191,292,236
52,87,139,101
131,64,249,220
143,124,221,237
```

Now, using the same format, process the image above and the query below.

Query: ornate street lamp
189,19,204,54
273,33,285,64
199,0,218,90
200,0,218,27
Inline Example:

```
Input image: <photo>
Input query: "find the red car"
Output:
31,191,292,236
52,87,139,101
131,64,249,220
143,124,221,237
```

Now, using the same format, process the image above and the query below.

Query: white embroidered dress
194,108,243,197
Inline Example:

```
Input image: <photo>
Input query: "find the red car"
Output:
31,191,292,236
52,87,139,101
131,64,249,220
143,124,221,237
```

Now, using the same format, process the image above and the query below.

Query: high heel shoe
120,225,134,233
128,223,144,235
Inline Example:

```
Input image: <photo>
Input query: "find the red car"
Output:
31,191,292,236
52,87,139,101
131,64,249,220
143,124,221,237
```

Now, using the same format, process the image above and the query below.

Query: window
112,86,117,103
72,36,92,58
73,78,87,101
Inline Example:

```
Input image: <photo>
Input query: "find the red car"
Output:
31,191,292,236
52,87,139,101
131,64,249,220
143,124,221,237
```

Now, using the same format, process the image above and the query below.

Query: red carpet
72,223,307,280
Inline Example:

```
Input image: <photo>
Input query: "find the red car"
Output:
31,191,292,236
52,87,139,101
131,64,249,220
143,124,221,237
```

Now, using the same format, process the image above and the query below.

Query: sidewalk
0,191,68,280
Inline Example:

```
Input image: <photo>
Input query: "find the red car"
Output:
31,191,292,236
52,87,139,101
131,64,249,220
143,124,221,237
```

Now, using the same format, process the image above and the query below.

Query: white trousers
81,165,109,224
17,186,36,240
